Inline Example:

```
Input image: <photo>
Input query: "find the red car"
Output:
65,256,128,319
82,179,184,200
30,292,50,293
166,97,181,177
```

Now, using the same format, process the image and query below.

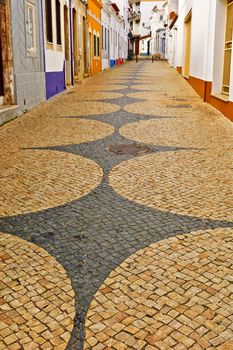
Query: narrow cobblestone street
0,61,233,350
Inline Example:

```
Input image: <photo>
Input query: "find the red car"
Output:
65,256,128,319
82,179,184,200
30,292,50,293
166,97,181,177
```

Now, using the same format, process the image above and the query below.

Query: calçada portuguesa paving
0,61,233,350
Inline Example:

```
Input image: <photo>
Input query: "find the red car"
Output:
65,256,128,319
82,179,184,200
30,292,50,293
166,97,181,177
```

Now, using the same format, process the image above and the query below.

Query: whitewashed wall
101,3,111,70
171,0,233,102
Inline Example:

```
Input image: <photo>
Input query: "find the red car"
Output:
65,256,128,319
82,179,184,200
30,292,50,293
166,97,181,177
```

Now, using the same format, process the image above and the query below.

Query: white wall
117,0,130,59
189,0,215,81
140,37,151,54
109,10,120,62
174,0,216,82
101,3,111,70
168,0,233,102
139,1,154,37
150,4,166,56
109,4,128,63
173,0,190,68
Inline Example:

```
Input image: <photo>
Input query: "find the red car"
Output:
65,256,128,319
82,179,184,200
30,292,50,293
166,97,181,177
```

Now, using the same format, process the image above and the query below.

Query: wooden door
89,32,92,75
222,0,233,95
72,8,78,77
64,5,70,85
0,36,4,97
183,12,192,77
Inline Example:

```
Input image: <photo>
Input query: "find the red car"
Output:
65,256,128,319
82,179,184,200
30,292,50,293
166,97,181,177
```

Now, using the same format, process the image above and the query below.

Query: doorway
135,38,139,56
72,8,78,77
83,17,87,75
89,32,92,75
183,11,192,77
64,5,70,85
222,0,233,95
147,40,150,55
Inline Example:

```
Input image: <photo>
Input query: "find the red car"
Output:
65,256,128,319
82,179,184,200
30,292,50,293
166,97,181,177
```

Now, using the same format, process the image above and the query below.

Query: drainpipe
40,0,47,97
69,0,74,86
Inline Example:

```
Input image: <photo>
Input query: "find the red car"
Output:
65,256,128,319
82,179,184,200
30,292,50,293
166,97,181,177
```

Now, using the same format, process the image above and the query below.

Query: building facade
11,0,46,109
129,0,141,56
150,2,167,59
109,3,123,66
0,0,45,120
72,0,88,82
43,0,72,99
167,0,233,121
114,0,130,61
87,0,102,75
138,0,154,55
0,0,131,125
101,0,111,69
102,0,129,70
129,0,166,57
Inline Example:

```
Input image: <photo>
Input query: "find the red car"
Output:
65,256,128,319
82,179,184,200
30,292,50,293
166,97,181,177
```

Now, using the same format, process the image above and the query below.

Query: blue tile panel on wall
46,63,65,99
110,60,115,67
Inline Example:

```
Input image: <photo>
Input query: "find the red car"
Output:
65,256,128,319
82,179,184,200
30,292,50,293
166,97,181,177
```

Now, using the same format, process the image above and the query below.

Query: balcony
142,22,151,30
129,11,141,21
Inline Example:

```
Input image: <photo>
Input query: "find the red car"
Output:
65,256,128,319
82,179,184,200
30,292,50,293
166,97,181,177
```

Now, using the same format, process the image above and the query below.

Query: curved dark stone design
1,61,232,350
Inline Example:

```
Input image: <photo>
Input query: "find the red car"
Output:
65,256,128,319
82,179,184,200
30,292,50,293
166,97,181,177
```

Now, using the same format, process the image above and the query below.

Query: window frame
45,0,53,44
102,26,104,50
222,0,233,95
56,0,62,46
25,1,37,54
105,27,107,50
94,34,97,57
97,35,100,57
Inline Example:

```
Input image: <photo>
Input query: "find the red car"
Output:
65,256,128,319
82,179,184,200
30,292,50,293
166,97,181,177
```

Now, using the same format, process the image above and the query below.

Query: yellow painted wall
88,0,102,75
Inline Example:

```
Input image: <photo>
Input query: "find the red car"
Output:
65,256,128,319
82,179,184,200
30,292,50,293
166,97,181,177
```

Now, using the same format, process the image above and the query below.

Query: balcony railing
129,11,141,21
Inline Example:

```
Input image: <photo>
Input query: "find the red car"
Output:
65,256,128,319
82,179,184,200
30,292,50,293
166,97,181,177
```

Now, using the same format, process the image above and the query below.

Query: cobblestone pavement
0,233,75,350
0,61,233,350
85,228,233,350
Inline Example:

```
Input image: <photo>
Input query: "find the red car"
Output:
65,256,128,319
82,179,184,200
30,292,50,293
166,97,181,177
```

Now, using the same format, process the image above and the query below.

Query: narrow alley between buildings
0,61,233,350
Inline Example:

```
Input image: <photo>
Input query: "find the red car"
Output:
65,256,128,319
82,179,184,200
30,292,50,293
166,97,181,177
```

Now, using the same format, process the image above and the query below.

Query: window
102,26,104,49
222,0,233,95
45,0,53,42
26,2,36,52
56,0,61,45
97,36,100,56
105,28,107,50
94,34,97,56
